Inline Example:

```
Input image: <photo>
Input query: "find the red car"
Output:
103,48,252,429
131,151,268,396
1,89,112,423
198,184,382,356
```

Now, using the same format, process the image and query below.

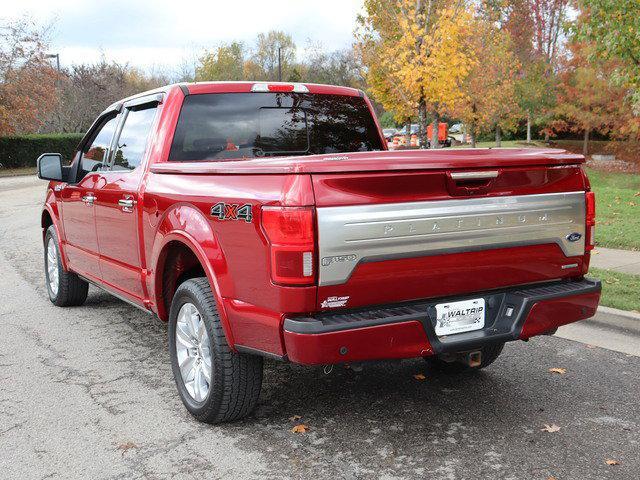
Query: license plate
435,298,485,336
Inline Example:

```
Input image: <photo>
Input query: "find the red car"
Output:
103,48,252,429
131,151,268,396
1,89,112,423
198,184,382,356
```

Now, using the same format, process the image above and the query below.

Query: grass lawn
585,168,640,251
589,267,640,312
0,166,37,178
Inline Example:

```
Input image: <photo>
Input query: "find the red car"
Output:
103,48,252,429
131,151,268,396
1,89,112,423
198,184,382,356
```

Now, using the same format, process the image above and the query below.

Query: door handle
118,198,136,212
81,194,96,205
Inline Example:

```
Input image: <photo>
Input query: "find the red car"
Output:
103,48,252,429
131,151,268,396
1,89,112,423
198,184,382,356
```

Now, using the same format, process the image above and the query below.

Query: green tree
252,31,296,81
195,42,246,81
577,0,640,109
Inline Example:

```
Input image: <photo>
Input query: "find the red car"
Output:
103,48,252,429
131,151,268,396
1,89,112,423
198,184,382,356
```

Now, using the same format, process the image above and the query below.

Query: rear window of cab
168,92,384,161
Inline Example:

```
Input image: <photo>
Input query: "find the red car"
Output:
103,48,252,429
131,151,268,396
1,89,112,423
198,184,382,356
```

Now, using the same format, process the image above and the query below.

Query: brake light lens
261,206,315,285
585,191,596,251
251,82,309,93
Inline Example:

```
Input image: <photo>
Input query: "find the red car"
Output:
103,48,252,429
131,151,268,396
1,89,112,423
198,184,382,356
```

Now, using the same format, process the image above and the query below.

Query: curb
597,305,640,321
585,306,640,334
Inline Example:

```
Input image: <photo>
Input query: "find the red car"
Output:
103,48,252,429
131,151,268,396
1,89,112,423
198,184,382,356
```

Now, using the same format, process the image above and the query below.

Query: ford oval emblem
566,232,582,242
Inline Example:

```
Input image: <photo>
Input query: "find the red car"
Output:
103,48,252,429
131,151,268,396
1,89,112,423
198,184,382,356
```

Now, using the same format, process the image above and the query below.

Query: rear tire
44,225,88,307
168,277,263,423
425,343,504,374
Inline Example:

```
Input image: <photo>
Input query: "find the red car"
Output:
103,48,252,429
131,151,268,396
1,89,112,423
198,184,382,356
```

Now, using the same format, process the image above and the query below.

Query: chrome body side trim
317,191,586,286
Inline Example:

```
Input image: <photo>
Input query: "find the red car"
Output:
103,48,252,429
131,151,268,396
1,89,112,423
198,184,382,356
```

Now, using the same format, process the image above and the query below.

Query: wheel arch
150,204,234,347
41,200,69,270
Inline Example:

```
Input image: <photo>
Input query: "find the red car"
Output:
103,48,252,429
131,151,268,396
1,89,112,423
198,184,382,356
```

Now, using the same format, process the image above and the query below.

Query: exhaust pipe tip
467,351,482,368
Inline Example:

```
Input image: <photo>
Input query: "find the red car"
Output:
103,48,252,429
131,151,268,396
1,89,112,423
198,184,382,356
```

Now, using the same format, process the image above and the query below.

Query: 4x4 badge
210,202,253,223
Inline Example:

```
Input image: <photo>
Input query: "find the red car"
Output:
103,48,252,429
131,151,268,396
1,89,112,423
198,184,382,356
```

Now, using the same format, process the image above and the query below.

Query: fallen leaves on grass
540,424,561,433
634,192,640,197
548,368,567,375
413,373,426,381
605,459,619,465
291,424,309,434
117,441,138,455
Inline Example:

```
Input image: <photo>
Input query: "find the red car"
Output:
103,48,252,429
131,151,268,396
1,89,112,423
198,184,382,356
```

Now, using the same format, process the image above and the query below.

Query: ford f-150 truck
37,82,601,423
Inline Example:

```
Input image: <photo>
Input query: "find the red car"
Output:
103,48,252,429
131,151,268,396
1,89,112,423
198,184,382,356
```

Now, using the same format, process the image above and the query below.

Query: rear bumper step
283,278,601,365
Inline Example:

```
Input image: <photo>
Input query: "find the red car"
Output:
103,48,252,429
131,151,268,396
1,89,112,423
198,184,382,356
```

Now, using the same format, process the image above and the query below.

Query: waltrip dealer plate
435,298,485,336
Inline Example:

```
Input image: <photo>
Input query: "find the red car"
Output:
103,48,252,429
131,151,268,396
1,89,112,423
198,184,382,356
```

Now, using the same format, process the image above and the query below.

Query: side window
111,106,157,171
79,115,118,179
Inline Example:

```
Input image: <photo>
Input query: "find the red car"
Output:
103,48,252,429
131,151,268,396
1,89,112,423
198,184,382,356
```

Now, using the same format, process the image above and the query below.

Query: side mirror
37,153,64,181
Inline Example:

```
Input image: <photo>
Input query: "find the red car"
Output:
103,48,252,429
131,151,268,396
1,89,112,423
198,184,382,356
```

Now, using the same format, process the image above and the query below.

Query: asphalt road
1,176,638,480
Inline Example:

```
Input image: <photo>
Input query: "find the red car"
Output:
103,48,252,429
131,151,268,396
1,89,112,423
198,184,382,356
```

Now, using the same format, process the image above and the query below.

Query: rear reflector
261,206,315,285
585,191,596,251
251,82,309,93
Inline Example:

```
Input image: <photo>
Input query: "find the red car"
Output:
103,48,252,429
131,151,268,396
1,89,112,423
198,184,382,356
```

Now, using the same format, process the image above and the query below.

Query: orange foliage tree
0,17,58,135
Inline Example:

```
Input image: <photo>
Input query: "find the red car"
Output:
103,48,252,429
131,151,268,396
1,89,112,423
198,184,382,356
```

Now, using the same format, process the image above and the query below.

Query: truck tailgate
313,165,589,310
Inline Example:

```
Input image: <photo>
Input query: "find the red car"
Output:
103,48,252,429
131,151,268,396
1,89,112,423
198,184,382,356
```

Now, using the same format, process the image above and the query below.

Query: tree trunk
544,130,550,143
418,99,428,149
583,128,590,156
495,124,502,147
526,111,532,143
470,133,476,148
404,118,411,149
462,124,467,144
430,110,439,149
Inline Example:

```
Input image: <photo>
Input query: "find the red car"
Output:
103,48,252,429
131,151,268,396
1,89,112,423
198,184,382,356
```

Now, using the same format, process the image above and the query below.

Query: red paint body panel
519,291,601,340
311,165,586,206
284,321,433,365
41,81,600,363
151,149,584,175
318,244,585,310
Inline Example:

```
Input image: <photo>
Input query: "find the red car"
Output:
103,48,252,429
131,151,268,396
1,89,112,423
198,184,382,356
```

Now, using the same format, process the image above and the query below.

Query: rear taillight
261,206,315,285
585,191,596,251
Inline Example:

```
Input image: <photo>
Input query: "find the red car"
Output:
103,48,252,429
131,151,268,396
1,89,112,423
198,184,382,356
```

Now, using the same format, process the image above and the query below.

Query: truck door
93,101,159,303
59,113,119,281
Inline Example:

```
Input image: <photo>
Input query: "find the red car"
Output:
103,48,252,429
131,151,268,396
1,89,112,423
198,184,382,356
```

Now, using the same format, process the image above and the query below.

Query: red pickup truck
37,82,601,423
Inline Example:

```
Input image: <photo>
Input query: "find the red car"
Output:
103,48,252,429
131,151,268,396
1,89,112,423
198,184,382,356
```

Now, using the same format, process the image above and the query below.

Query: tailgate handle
447,170,499,196
450,171,499,180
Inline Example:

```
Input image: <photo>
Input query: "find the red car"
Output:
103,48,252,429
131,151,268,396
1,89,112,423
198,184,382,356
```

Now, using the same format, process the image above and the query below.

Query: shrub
0,133,83,169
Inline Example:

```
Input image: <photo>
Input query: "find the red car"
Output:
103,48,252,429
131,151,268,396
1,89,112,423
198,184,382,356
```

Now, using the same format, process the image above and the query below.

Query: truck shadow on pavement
83,290,639,479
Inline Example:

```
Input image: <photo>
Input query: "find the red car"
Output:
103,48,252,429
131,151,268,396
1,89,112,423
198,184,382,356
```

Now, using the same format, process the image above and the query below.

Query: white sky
4,0,365,75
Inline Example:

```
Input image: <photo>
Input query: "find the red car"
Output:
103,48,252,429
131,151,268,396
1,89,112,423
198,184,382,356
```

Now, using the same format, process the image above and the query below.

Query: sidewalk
591,247,640,275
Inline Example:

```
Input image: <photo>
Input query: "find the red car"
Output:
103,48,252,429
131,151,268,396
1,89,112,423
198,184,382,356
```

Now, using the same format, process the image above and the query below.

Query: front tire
168,277,263,423
44,225,88,307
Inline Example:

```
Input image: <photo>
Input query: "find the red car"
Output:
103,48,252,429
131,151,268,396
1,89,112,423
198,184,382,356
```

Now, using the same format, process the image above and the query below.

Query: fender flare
41,191,69,271
150,204,235,347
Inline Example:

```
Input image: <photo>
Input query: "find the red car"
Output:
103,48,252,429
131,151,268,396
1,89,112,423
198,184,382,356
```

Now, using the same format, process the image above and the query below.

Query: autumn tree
576,0,640,111
357,0,476,148
453,17,521,146
0,16,58,135
497,0,569,142
553,41,625,155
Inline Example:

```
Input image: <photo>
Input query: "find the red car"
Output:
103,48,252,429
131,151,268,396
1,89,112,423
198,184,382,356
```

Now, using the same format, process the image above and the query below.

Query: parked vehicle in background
37,81,601,424
396,124,420,136
382,128,397,141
